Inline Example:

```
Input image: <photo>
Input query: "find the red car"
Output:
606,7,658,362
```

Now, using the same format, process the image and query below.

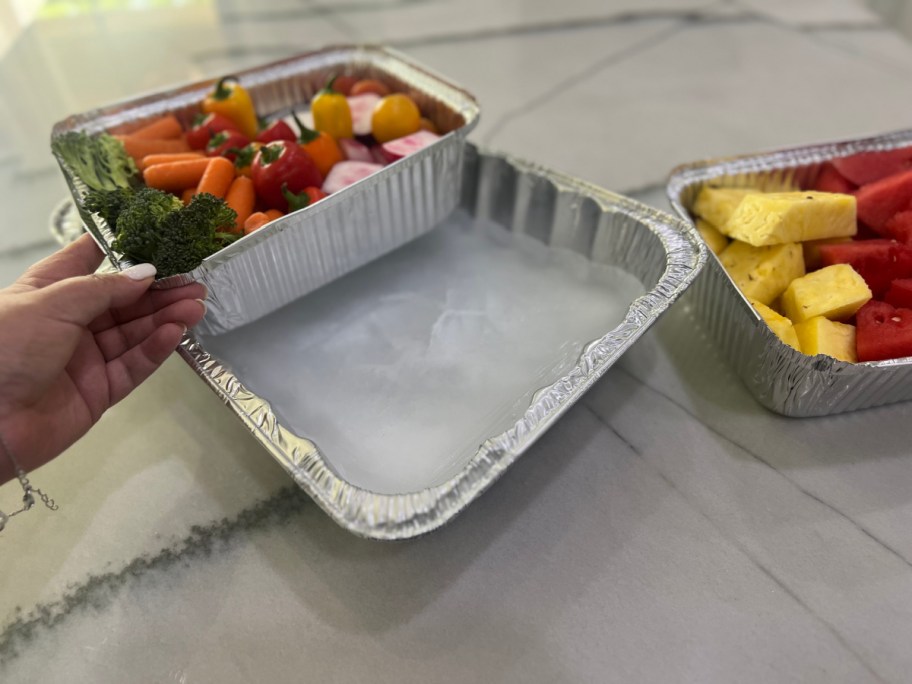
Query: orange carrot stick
139,151,204,171
181,187,197,205
264,209,284,221
195,157,235,199
225,176,255,232
244,212,270,235
143,158,211,192
116,135,190,166
130,115,184,140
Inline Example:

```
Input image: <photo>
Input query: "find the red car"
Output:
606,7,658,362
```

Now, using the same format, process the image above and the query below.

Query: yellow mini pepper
311,76,353,140
203,76,258,140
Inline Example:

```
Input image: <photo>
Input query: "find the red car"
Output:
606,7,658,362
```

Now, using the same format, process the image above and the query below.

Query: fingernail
122,263,157,281
195,298,207,314
200,284,209,299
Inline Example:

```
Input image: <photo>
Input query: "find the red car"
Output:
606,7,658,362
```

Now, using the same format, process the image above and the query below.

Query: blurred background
2,0,912,286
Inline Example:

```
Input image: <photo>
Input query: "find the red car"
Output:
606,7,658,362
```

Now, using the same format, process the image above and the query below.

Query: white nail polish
121,263,157,281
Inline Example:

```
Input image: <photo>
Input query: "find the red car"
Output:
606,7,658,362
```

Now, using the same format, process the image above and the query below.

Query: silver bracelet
0,431,58,532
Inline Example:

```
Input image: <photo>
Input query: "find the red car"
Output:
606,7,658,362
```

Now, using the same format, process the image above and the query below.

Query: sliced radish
322,161,384,194
338,137,373,163
380,130,441,162
347,93,381,136
369,145,389,166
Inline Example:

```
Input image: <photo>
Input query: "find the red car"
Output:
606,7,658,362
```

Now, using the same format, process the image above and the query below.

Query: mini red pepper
282,185,328,213
256,119,297,144
232,142,263,177
186,112,241,150
206,130,251,161
251,140,324,211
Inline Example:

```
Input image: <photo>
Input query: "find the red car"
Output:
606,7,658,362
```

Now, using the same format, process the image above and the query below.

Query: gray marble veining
3,0,912,682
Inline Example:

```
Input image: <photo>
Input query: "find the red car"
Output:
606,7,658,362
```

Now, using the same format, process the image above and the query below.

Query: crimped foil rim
666,127,912,376
178,145,706,540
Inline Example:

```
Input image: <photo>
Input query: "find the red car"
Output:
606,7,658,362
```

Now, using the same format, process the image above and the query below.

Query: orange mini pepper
292,111,343,177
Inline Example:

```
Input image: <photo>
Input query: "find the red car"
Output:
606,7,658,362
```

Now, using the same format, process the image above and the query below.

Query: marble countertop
4,0,912,681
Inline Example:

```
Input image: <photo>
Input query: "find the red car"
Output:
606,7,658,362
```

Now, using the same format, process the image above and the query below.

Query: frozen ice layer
201,209,646,494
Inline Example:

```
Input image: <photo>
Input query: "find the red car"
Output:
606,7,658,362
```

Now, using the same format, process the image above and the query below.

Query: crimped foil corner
667,127,912,417
178,145,705,539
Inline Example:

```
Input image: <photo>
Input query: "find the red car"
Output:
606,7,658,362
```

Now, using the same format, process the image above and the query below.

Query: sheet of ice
201,210,646,494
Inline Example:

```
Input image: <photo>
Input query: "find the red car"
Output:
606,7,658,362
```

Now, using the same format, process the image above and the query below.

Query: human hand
0,234,206,483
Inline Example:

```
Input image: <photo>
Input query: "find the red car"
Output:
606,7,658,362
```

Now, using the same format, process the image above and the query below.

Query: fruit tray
51,45,480,336
667,128,912,417
178,145,704,539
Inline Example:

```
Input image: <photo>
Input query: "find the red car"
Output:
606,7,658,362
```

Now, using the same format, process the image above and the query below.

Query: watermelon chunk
814,163,856,194
856,300,912,361
885,279,912,309
321,160,383,194
380,130,441,163
347,93,381,136
854,169,912,232
883,210,912,245
818,239,912,297
832,146,912,186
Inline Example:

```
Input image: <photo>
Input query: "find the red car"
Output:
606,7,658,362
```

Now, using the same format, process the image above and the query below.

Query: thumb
34,263,158,327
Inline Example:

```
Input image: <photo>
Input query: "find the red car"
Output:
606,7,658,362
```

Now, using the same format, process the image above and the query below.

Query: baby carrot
244,212,270,234
117,135,191,166
143,158,211,192
181,187,197,205
196,157,235,199
225,175,255,232
139,151,204,171
244,209,285,234
130,114,183,140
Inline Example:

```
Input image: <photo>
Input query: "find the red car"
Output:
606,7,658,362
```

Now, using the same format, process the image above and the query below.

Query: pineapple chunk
692,187,752,230
724,191,857,246
749,299,800,350
718,240,805,306
802,236,852,271
793,316,857,363
781,264,872,323
696,218,729,255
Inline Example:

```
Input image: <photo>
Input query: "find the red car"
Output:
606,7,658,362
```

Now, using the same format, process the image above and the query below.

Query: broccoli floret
82,186,135,230
51,132,138,192
112,190,238,278
112,187,183,265
154,193,239,276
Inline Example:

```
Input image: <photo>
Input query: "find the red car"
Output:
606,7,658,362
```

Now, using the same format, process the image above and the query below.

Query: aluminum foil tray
51,45,480,336
667,128,912,417
177,145,705,539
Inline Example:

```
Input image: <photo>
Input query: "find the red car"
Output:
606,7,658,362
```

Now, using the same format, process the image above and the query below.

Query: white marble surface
3,0,912,681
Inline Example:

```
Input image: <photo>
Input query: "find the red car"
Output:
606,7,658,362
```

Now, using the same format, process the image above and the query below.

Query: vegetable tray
667,128,912,417
177,144,705,539
50,45,480,336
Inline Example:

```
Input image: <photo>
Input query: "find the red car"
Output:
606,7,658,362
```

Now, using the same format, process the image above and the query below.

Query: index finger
15,233,105,290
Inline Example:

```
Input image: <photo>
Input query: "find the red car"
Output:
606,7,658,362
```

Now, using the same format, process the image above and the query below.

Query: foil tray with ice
50,45,480,336
180,145,705,539
667,128,912,417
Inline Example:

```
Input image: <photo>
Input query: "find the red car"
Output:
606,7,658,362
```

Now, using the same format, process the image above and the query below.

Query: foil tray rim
178,144,706,540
